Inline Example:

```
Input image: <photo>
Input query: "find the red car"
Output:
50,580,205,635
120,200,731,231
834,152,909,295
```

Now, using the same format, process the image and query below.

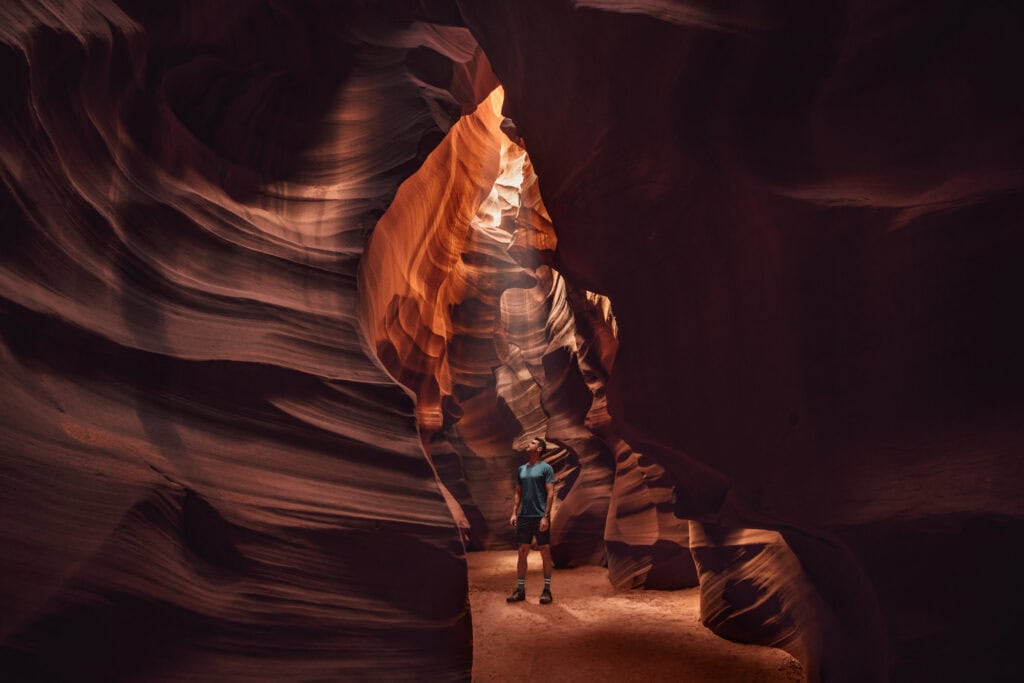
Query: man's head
527,437,546,458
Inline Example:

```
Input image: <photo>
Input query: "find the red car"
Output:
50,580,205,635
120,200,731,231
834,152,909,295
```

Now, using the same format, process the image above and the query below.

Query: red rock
460,1,1024,680
3,1,1022,681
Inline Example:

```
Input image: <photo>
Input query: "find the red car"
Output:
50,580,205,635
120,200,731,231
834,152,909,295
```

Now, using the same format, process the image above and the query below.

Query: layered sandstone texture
2,1,1023,682
459,0,1024,681
359,85,691,581
0,1,685,680
0,2,493,680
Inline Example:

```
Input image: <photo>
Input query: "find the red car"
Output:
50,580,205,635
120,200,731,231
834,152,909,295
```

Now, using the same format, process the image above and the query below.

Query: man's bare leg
508,544,531,602
539,544,552,578
539,544,553,603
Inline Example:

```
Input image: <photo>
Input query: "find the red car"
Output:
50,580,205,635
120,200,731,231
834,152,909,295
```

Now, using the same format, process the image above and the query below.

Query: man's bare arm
510,484,521,526
540,482,555,531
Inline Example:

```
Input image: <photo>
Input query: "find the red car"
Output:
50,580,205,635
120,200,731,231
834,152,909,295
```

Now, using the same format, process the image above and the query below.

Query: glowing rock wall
2,1,1022,681
359,87,693,580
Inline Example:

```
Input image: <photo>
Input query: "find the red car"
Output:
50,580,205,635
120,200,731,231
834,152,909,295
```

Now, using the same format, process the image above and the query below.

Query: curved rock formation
0,2,492,679
2,1,1022,681
459,0,1024,680
359,86,690,579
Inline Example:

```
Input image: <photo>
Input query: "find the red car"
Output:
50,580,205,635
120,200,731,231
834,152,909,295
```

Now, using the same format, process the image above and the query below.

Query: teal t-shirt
517,461,555,517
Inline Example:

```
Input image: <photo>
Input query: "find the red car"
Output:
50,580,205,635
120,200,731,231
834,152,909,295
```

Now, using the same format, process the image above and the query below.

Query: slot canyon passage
0,1,1022,682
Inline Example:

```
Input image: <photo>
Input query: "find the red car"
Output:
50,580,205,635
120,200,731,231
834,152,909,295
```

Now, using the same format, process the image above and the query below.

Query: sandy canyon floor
468,550,804,682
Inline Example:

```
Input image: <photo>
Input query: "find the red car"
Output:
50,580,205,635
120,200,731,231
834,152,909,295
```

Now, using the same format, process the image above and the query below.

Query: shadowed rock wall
2,1,1022,681
0,2,493,679
458,0,1024,680
0,5,688,678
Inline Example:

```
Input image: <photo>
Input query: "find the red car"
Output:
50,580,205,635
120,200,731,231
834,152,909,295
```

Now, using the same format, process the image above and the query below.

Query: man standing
507,437,555,604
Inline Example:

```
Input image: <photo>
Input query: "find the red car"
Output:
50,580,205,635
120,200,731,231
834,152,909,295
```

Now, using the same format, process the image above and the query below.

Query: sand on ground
468,550,804,683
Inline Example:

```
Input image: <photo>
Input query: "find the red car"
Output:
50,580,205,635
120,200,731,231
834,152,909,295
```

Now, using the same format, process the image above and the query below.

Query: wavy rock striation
359,86,693,580
0,2,495,680
0,5,691,677
459,0,1024,680
3,1,1022,681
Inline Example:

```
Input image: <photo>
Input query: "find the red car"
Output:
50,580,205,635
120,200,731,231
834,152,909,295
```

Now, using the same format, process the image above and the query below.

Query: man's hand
539,516,549,532
509,514,517,527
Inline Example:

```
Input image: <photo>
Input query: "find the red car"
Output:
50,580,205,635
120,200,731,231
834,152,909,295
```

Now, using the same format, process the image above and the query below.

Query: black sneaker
506,587,526,603
539,587,552,604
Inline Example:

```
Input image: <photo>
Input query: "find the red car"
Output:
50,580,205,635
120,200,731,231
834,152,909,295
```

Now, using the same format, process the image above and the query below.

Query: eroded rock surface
459,1,1024,680
2,1,1022,681
359,87,689,580
0,2,491,679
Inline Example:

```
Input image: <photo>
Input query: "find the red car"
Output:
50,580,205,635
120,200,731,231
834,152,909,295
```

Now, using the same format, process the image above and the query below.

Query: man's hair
534,437,547,452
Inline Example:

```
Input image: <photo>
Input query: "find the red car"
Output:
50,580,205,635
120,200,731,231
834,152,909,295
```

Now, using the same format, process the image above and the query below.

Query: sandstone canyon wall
357,85,693,582
2,1,1023,682
0,2,491,680
458,1,1024,680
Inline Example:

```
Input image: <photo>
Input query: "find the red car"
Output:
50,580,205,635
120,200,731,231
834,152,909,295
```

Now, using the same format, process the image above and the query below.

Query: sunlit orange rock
358,89,592,565
3,1,1021,681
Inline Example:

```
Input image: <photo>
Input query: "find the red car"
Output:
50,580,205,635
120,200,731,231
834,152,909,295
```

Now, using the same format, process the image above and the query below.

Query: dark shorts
515,516,550,546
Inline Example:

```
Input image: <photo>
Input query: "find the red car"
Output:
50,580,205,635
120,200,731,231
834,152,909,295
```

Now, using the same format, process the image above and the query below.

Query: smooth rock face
359,87,690,578
459,0,1024,680
2,1,1022,682
1,3,683,680
0,2,490,680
